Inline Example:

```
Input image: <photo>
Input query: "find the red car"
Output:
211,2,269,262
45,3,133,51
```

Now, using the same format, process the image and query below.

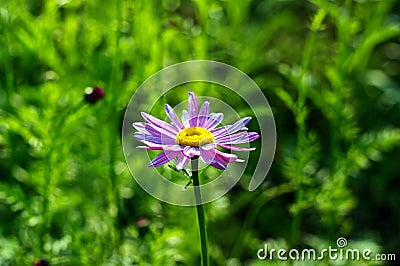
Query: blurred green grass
1,0,400,265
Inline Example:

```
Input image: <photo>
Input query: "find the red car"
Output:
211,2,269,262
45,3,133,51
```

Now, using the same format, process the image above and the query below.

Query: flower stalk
191,157,209,266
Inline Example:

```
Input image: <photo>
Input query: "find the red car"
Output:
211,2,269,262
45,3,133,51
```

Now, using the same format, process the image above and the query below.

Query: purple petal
183,146,200,157
210,125,229,136
203,113,224,130
212,117,252,137
187,116,198,127
217,143,256,152
142,125,161,137
229,117,252,132
141,112,179,134
182,110,190,128
197,101,210,127
162,145,184,151
134,133,176,145
176,153,190,170
245,132,259,142
138,140,164,149
210,159,227,170
215,131,259,144
215,150,238,163
138,140,163,148
200,148,216,164
188,92,198,127
215,131,248,142
165,104,184,130
145,123,177,140
148,150,180,167
137,145,163,150
201,143,215,150
134,133,152,142
137,142,182,151
219,132,259,144
132,122,147,133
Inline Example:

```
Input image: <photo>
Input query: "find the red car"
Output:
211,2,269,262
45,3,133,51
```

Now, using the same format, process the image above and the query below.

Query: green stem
4,29,14,110
107,0,122,260
191,157,209,266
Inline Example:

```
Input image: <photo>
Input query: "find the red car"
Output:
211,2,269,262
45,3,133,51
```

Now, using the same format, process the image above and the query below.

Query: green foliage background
1,0,400,265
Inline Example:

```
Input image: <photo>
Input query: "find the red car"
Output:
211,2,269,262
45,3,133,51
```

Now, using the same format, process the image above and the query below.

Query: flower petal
142,125,161,137
217,143,256,152
215,150,238,163
187,116,198,128
141,112,178,134
200,148,216,164
215,131,259,144
148,150,180,167
183,146,200,157
210,159,227,170
197,101,210,127
215,131,248,142
219,132,259,144
162,145,184,151
134,133,176,145
145,123,177,140
138,140,164,149
212,117,252,137
210,125,231,136
244,132,259,143
137,145,163,150
165,104,184,130
182,110,190,128
137,142,183,151
188,92,198,127
228,117,252,133
203,113,224,130
132,122,147,133
201,143,216,150
176,152,190,170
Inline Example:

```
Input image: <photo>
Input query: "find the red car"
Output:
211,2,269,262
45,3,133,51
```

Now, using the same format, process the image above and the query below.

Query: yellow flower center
175,127,214,147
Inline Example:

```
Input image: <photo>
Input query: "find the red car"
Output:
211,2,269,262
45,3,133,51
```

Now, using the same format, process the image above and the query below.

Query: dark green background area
1,0,399,265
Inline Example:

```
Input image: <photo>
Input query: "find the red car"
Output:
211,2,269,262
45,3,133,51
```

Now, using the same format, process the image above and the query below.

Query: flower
84,86,105,103
133,92,259,170
34,259,50,266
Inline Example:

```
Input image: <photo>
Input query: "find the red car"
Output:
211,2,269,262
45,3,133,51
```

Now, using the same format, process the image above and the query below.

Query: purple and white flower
133,92,259,170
